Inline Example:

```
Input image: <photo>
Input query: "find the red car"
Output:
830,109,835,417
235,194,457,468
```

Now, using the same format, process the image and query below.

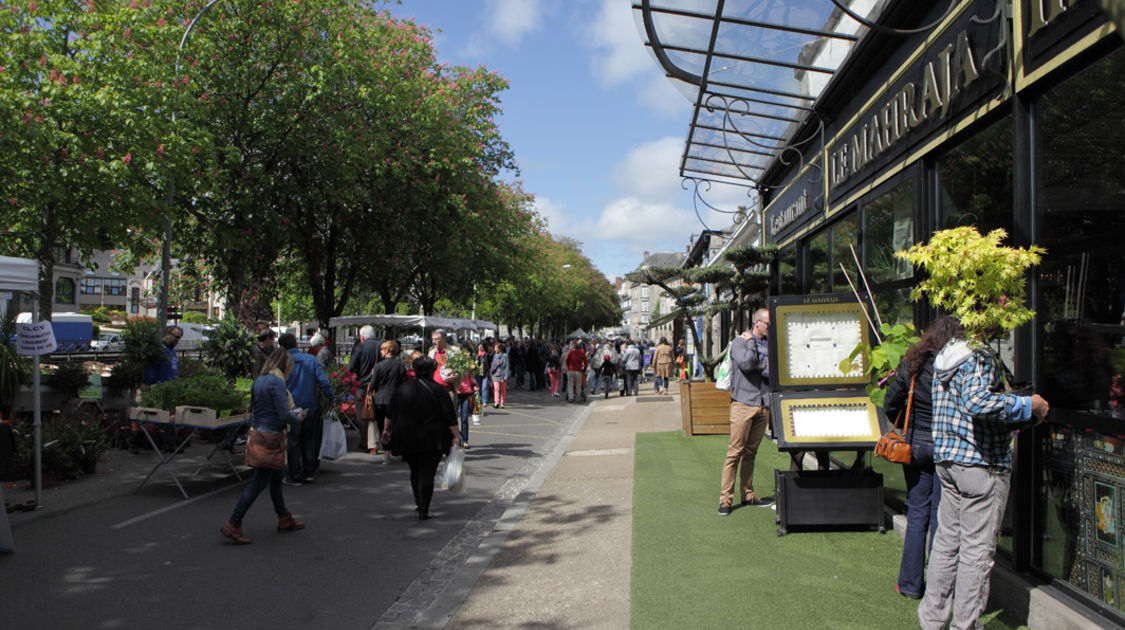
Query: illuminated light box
768,294,873,391
770,391,882,451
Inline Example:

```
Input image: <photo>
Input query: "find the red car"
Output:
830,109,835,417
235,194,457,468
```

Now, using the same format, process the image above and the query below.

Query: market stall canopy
327,314,497,332
631,0,878,188
567,328,591,340
0,256,39,295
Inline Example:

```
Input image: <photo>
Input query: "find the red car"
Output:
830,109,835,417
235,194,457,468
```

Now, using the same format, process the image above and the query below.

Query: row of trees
0,0,619,338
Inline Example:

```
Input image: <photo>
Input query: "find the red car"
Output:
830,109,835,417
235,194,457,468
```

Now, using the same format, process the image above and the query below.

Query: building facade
639,0,1125,624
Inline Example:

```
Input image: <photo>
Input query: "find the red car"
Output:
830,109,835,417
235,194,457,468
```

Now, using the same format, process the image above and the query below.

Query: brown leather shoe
220,521,252,545
277,513,305,532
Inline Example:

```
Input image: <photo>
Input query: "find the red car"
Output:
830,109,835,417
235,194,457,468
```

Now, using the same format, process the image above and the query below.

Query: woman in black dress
383,357,461,519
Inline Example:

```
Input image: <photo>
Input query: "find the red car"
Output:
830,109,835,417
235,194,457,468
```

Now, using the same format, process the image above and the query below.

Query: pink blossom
156,17,166,27
122,152,131,164
156,144,164,157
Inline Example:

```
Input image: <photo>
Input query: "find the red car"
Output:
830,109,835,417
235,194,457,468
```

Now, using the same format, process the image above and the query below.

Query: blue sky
393,0,748,280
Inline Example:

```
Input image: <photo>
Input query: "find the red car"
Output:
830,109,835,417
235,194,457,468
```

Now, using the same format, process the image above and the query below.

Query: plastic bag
714,344,734,392
437,448,465,493
319,411,348,460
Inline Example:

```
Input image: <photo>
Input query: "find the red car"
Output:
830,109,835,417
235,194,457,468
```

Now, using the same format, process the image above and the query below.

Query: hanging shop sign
826,2,1005,200
763,158,824,243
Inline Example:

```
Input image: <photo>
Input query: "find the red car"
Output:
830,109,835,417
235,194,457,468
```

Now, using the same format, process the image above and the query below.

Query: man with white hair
348,325,382,452
309,332,332,367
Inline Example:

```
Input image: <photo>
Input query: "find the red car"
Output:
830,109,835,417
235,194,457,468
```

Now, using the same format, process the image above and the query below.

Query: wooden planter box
679,381,731,436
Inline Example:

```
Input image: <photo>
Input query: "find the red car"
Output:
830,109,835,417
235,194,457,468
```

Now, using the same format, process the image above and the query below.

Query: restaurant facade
637,0,1125,624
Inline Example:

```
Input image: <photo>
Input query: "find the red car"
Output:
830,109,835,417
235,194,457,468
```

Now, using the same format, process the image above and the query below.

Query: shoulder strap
900,374,916,434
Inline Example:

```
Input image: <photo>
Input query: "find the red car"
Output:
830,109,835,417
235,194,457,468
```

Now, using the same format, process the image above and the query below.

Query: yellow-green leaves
895,227,1044,342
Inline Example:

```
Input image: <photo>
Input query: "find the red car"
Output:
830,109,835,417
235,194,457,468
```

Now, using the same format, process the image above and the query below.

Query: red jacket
565,348,588,372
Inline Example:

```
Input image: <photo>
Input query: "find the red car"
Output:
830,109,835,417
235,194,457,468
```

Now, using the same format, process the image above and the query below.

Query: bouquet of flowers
324,366,360,417
443,347,477,383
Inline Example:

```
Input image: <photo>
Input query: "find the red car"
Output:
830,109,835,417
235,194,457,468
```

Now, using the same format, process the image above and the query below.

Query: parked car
91,332,125,352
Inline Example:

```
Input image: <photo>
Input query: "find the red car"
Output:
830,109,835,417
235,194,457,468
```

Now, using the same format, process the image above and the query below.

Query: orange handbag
875,374,915,465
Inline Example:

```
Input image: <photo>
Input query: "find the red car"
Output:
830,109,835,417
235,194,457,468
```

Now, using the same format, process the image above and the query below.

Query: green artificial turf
630,431,1027,630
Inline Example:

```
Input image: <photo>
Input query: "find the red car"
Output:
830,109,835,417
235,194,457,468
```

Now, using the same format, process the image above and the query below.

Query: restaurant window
777,244,799,295
864,179,916,327
130,287,139,314
937,113,1012,233
831,212,858,293
808,230,829,293
1034,47,1125,616
55,278,75,304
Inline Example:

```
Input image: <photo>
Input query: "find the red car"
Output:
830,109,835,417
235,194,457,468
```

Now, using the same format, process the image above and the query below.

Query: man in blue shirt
918,333,1049,630
279,334,333,484
131,325,182,453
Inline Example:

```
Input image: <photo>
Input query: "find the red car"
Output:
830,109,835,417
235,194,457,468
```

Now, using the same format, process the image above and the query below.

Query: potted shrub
627,244,777,435
896,226,1044,390
843,226,1045,404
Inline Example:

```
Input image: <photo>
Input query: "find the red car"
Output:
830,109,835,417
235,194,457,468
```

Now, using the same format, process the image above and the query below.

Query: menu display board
770,390,883,451
769,294,872,390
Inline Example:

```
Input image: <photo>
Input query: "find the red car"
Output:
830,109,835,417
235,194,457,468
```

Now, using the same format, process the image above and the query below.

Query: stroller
598,355,618,399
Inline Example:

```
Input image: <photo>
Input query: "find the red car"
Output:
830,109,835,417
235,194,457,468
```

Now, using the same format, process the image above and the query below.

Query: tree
0,2,167,317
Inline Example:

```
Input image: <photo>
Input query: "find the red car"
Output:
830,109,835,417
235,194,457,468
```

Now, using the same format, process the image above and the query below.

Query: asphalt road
1,387,588,629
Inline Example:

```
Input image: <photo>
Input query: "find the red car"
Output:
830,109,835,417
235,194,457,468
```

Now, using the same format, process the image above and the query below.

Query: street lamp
158,0,226,332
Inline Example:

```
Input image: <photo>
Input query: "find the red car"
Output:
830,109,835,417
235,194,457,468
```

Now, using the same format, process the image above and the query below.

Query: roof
632,0,885,189
636,251,684,270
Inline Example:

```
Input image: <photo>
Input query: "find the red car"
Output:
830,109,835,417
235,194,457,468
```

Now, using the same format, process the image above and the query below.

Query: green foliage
181,311,209,325
0,311,29,416
200,317,254,379
138,375,249,415
48,361,90,401
839,322,920,407
13,409,109,479
896,227,1045,343
117,318,166,389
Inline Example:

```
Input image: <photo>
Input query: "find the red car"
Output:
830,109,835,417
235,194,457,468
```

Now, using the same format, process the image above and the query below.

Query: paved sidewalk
443,386,681,629
2,382,684,629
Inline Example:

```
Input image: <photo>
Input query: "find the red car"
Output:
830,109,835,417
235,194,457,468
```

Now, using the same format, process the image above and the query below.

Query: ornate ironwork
828,0,961,36
681,177,757,234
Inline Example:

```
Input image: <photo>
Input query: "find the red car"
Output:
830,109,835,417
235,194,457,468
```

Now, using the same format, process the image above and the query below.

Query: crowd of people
209,324,685,545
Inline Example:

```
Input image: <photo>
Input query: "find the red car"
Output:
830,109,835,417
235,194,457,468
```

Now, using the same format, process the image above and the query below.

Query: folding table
131,407,251,499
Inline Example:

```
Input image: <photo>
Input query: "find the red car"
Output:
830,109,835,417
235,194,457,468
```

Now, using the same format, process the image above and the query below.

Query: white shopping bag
438,449,465,493
319,411,348,460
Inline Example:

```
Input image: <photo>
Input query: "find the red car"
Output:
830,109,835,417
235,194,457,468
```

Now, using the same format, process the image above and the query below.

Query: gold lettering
850,131,867,174
1029,0,1069,38
919,61,943,120
952,31,980,94
901,83,918,130
881,100,898,147
868,115,884,159
938,43,954,118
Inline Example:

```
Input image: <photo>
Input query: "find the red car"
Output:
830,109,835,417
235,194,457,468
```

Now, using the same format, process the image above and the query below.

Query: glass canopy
632,0,883,189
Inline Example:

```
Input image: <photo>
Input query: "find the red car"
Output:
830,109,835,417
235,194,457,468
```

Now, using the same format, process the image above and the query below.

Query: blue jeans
476,375,490,406
898,442,940,598
625,370,640,395
457,393,473,444
230,467,288,525
654,376,668,391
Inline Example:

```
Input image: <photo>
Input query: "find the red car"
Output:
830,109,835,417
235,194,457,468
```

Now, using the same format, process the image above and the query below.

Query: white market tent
327,314,498,340
566,328,591,340
0,256,43,549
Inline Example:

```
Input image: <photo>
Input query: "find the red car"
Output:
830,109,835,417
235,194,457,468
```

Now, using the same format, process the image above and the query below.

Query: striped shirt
931,341,1031,470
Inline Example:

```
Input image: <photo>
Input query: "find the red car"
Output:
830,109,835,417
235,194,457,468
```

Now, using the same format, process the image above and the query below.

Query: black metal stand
774,468,886,536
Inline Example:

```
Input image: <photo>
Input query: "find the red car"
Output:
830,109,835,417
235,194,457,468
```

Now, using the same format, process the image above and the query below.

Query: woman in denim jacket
221,350,307,544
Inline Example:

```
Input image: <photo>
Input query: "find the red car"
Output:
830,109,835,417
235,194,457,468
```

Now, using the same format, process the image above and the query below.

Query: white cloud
586,0,654,87
533,196,570,233
638,74,692,118
488,0,544,48
612,136,686,202
594,197,697,243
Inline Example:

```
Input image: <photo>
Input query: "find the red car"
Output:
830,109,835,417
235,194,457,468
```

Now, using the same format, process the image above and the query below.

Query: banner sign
16,321,57,356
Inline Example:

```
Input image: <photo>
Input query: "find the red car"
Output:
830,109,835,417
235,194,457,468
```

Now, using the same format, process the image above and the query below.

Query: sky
391,0,750,281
